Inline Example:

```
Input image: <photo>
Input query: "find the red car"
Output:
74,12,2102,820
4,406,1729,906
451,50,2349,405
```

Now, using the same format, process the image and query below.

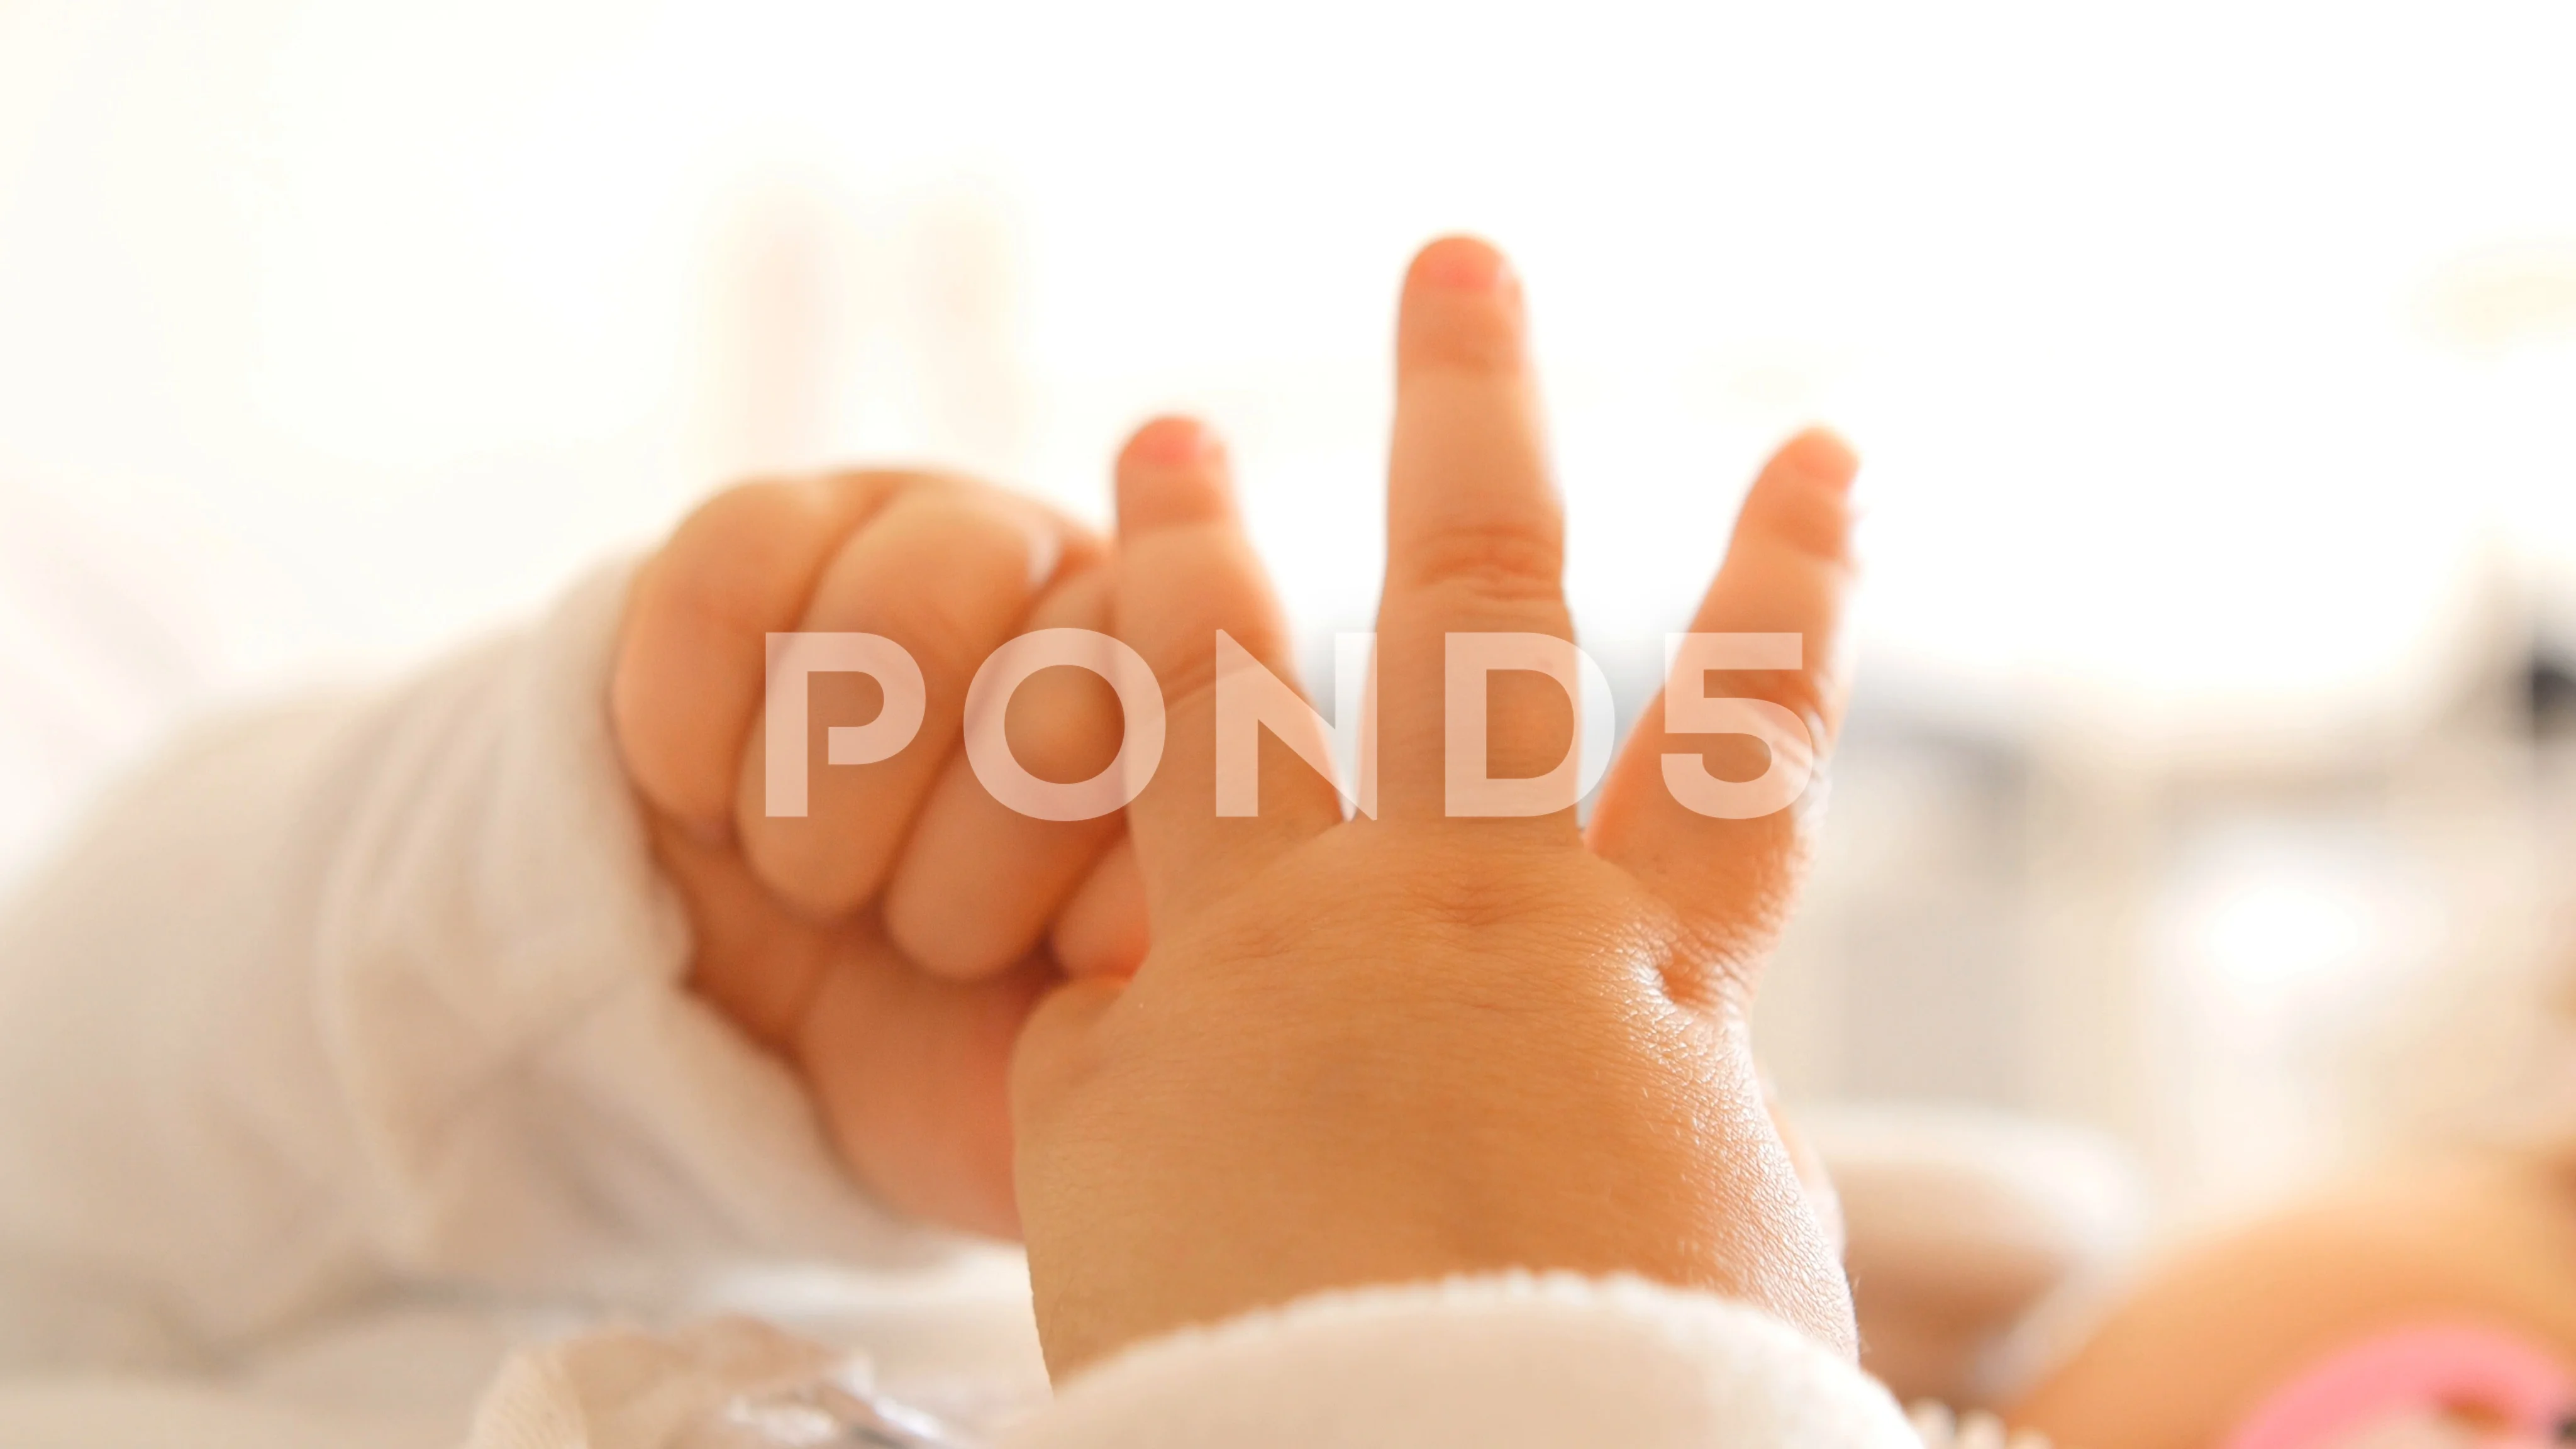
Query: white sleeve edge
1009,1271,1917,1449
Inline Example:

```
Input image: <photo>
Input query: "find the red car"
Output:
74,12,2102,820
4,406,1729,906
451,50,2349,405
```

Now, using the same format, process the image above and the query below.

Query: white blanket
0,562,1912,1447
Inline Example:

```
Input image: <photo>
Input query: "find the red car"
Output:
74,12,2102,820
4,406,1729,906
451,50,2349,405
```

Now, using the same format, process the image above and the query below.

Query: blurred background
6,0,2576,1228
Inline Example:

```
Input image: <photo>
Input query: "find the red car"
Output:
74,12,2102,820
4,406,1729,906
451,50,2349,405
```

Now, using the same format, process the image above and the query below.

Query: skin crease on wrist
1007,235,1868,1377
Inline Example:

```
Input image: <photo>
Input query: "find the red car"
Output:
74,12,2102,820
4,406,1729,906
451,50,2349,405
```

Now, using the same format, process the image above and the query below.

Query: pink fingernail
1132,416,1212,467
1417,236,1511,294
1791,427,1861,493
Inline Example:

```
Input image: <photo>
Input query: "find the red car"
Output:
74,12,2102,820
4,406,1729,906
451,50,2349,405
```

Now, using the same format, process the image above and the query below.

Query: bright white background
6,0,2576,1209
6,2,2574,699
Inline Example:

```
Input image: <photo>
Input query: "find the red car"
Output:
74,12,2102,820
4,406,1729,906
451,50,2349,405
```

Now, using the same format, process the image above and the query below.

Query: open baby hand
1011,237,1865,1373
609,469,1136,1238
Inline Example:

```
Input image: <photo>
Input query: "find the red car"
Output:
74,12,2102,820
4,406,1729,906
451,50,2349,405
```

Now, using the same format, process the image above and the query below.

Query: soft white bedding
0,557,1915,1447
0,489,211,890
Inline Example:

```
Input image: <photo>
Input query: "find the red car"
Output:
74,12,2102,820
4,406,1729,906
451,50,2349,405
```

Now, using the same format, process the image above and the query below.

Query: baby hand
1011,238,1863,1372
611,470,1128,1236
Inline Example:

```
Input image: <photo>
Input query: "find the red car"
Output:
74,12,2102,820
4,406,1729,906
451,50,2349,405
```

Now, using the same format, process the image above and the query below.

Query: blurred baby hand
611,469,1130,1237
1011,237,1865,1374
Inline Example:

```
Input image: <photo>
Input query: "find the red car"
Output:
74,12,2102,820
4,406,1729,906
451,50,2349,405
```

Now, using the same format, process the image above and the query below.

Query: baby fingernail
1416,236,1513,294
1791,428,1860,492
1131,416,1214,467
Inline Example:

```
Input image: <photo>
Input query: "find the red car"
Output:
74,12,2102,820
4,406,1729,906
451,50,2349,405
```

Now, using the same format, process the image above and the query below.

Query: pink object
2221,1323,2575,1449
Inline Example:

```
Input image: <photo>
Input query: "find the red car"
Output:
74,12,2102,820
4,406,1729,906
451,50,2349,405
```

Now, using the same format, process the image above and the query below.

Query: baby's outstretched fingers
1586,428,1860,997
1373,236,1581,830
1008,240,1862,1377
1110,417,1341,923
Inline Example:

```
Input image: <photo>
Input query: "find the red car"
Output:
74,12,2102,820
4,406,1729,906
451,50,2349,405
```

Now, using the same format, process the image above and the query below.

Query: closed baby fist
610,469,1130,1236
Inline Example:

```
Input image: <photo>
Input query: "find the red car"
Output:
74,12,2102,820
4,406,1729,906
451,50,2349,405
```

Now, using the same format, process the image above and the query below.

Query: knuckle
657,481,830,636
1147,645,1226,736
822,466,959,501
1197,909,1312,982
1396,519,1565,606
853,501,1044,659
743,838,866,923
1394,853,1553,936
867,586,986,682
1401,315,1524,375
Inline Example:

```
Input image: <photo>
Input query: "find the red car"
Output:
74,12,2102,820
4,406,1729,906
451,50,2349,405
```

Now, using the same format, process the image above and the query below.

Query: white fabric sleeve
1009,1273,1917,1449
0,562,940,1372
460,1274,1918,1449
